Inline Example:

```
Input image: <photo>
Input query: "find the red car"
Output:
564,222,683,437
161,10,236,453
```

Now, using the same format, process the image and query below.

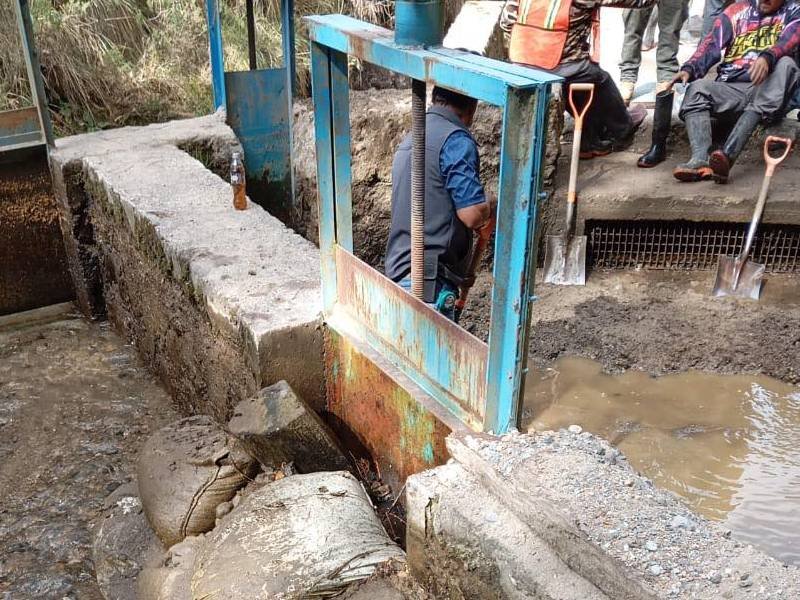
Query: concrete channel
1,89,800,598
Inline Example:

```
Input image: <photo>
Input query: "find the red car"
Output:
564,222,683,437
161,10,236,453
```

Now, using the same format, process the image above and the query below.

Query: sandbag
191,471,405,599
137,415,259,547
137,536,201,600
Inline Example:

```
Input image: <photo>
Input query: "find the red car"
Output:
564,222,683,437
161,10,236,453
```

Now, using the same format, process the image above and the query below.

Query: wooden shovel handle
763,136,792,176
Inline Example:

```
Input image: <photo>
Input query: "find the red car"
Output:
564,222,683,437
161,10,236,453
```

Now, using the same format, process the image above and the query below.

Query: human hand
667,71,691,91
749,56,770,85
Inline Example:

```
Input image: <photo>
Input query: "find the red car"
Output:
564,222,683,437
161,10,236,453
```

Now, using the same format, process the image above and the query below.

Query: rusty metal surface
324,328,454,493
332,246,487,429
0,107,42,151
588,220,800,273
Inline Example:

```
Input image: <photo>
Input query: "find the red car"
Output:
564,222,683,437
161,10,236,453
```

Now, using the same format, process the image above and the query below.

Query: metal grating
587,220,800,273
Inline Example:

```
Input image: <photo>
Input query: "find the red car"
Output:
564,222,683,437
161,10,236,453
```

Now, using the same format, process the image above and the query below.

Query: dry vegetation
0,0,393,135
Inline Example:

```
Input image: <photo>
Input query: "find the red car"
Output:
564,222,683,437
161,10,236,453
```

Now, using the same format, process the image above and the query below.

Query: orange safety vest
509,0,601,70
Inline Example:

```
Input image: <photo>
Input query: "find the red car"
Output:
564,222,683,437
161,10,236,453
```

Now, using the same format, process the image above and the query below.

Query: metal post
205,0,226,110
245,0,257,70
484,86,550,434
410,79,427,300
282,0,296,98
14,0,54,147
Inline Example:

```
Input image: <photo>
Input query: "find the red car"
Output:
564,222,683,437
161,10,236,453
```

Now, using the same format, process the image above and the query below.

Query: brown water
524,356,800,566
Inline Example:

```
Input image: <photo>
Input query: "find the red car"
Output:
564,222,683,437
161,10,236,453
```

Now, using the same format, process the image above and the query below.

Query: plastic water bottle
230,152,247,211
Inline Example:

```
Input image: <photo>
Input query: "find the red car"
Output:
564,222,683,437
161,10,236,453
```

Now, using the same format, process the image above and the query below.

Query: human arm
678,10,734,81
500,1,519,33
440,131,493,231
755,9,800,81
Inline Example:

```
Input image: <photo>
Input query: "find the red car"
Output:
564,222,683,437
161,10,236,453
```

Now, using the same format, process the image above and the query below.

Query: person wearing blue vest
384,87,494,321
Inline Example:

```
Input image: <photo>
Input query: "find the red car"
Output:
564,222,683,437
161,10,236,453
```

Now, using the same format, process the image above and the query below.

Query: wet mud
461,270,800,384
0,149,73,315
524,355,800,567
0,306,177,599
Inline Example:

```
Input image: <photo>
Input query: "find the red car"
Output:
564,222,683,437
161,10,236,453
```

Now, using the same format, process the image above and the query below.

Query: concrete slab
554,119,800,229
50,113,324,419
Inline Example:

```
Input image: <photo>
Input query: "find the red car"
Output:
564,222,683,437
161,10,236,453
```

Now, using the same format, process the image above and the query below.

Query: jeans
619,0,690,83
398,277,458,322
701,0,731,39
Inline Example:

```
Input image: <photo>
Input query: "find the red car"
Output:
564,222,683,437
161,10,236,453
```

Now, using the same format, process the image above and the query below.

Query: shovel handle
763,136,792,176
455,216,496,315
566,83,595,210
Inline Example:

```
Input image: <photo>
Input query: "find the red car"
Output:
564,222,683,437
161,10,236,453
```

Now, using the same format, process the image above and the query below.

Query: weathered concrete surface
560,117,800,230
50,113,325,421
0,145,73,314
227,380,351,473
406,430,800,599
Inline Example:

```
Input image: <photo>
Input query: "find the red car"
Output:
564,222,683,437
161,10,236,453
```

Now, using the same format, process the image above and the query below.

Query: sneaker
673,158,713,182
619,81,636,106
579,138,613,159
709,150,732,184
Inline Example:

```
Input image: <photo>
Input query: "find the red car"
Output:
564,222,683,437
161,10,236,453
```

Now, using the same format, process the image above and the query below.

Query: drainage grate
587,220,800,273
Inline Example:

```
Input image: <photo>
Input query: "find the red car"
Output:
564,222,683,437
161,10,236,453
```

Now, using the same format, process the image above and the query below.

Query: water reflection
524,356,800,566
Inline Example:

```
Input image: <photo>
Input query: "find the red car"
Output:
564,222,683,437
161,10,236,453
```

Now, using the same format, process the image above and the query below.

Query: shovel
712,135,792,300
543,83,595,286
454,215,496,323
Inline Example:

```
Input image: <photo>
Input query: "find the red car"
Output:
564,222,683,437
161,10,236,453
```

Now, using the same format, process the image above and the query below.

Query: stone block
228,380,351,473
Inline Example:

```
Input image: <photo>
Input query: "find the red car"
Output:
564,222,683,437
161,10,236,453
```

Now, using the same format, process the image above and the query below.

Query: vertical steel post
245,0,257,70
282,0,297,98
310,42,337,312
484,86,550,434
14,0,54,147
205,0,226,110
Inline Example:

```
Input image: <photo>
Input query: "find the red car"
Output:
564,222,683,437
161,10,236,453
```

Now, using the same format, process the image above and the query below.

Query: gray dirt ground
0,305,177,599
460,270,800,384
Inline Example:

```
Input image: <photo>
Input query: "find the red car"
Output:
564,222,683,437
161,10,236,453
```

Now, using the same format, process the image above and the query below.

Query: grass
0,0,394,135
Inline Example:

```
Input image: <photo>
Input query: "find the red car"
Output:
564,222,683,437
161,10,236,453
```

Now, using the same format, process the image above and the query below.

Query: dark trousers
550,59,634,144
680,57,800,121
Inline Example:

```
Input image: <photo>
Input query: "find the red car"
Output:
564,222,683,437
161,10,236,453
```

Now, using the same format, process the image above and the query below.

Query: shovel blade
543,235,587,286
712,255,765,300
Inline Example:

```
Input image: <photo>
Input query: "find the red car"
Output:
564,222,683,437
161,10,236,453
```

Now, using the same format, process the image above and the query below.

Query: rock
645,540,658,552
649,565,663,576
669,515,696,530
568,424,583,434
227,380,351,473
137,416,259,547
709,572,723,584
137,536,201,600
93,483,163,600
191,472,404,599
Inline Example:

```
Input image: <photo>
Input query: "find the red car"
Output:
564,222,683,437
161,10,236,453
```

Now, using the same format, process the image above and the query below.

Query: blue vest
384,106,475,287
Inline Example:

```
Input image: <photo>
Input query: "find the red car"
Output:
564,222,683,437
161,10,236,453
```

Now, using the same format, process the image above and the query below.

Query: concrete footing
50,114,324,420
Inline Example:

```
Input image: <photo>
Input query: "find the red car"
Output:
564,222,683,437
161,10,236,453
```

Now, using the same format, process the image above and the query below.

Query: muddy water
524,356,800,566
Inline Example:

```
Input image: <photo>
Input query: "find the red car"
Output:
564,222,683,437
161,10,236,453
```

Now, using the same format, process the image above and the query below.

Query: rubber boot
709,110,762,184
673,112,713,182
638,90,674,168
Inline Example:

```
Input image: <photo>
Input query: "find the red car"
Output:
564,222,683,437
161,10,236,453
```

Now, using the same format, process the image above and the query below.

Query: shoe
612,105,648,151
619,81,636,106
638,90,674,168
673,158,713,182
709,110,762,184
580,138,613,159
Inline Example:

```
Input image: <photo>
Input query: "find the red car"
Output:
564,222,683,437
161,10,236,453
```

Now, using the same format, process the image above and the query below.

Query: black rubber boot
709,110,762,184
638,90,674,168
673,111,714,182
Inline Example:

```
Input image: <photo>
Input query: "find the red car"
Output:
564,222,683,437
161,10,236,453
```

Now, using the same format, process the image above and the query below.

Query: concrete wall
50,114,325,421
0,145,73,315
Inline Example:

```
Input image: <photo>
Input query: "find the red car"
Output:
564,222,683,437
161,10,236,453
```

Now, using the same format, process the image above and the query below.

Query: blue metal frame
1,0,54,152
205,0,296,214
308,15,560,434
